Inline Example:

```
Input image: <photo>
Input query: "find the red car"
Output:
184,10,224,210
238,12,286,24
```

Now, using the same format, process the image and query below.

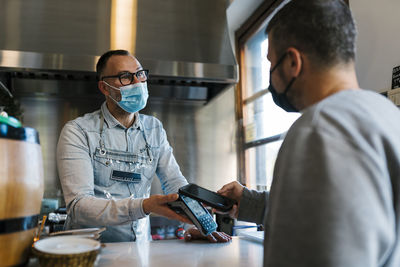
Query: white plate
49,227,105,236
34,236,101,254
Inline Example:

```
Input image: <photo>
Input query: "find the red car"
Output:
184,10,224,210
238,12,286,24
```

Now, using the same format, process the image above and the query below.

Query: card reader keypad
169,195,218,236
199,215,217,233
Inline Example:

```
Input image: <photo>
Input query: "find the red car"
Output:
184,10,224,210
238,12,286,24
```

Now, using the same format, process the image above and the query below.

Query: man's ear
98,81,109,96
286,47,302,77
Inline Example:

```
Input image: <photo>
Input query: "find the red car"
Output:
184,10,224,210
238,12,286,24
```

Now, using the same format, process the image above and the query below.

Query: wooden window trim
235,0,284,185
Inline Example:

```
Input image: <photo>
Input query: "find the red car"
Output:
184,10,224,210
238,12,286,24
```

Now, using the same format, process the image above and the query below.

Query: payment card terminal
168,194,217,236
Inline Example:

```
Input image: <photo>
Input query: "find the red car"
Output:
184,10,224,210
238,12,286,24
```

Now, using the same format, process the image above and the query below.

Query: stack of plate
32,236,101,267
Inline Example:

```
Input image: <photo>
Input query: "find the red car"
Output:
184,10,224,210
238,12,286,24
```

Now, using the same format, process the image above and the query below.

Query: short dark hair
266,0,357,68
96,49,131,79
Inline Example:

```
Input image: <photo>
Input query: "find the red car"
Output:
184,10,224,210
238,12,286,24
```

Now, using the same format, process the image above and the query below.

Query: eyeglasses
101,69,149,85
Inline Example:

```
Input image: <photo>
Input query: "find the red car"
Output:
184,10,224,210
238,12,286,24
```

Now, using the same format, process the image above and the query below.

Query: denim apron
92,114,155,242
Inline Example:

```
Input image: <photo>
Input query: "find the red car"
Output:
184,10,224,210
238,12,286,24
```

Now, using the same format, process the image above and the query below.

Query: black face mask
268,53,298,113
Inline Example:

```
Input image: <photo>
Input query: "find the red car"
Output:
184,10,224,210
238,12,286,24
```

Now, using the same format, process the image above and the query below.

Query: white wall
227,0,265,51
351,0,400,92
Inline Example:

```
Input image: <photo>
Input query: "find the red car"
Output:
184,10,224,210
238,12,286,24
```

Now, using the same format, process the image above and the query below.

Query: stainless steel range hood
0,0,238,101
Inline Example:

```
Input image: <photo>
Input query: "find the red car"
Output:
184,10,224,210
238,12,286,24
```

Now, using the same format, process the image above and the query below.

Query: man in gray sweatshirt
218,0,400,266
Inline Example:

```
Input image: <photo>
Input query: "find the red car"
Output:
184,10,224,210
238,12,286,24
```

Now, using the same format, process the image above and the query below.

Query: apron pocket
93,154,113,187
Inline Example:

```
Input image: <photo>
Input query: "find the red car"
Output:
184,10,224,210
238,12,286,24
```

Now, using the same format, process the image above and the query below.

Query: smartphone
168,195,217,236
179,183,235,212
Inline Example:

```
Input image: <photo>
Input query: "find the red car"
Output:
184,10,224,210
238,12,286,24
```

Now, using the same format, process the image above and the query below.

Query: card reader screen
181,195,206,217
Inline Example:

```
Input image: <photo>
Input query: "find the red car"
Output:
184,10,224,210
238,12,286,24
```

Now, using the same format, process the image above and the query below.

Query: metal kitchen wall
0,0,238,205
7,77,237,205
148,88,237,197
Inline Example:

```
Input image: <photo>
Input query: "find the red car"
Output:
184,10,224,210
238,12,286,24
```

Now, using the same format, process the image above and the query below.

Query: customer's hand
216,181,245,219
142,194,192,224
184,227,232,243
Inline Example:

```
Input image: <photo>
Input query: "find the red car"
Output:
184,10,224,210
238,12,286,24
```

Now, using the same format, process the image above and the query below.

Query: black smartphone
178,183,236,212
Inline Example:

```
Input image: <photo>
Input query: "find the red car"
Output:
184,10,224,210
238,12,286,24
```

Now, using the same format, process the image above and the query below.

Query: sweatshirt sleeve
238,188,269,225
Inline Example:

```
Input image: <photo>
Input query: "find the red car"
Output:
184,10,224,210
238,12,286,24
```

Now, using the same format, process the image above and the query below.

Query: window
236,0,300,191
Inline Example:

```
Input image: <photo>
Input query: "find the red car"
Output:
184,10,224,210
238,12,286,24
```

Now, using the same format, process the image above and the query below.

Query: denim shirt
56,102,188,242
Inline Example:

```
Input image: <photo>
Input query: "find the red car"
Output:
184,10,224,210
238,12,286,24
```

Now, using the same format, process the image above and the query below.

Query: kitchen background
0,0,399,233
0,0,239,207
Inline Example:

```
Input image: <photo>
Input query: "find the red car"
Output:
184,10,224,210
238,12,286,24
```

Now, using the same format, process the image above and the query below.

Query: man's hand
142,194,192,224
184,227,232,243
216,181,245,219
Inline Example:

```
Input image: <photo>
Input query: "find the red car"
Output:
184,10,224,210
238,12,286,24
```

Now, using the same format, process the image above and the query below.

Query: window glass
242,30,270,99
245,139,283,191
243,93,300,142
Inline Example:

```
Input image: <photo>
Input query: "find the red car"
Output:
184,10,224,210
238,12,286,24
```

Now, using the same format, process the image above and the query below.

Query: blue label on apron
111,170,141,183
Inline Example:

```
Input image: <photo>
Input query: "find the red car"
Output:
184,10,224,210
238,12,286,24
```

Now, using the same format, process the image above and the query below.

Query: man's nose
132,75,140,84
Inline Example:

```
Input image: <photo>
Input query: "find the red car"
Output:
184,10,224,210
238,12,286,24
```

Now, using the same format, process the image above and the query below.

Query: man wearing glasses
57,50,231,243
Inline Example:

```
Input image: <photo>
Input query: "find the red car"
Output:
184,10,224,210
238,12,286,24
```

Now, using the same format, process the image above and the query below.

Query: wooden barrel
0,123,44,267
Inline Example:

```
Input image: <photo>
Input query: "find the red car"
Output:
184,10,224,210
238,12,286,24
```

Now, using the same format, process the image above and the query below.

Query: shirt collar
101,102,141,130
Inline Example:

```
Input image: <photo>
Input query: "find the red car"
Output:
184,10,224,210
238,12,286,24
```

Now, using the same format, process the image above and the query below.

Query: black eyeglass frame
101,69,149,85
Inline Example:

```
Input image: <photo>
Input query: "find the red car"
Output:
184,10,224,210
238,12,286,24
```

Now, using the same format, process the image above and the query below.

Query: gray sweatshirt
238,89,400,267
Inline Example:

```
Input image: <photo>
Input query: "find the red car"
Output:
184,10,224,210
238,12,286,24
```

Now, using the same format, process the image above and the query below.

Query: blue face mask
268,53,298,113
105,82,149,113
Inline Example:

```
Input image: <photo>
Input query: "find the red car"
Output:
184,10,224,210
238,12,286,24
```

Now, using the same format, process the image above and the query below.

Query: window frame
235,0,286,186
